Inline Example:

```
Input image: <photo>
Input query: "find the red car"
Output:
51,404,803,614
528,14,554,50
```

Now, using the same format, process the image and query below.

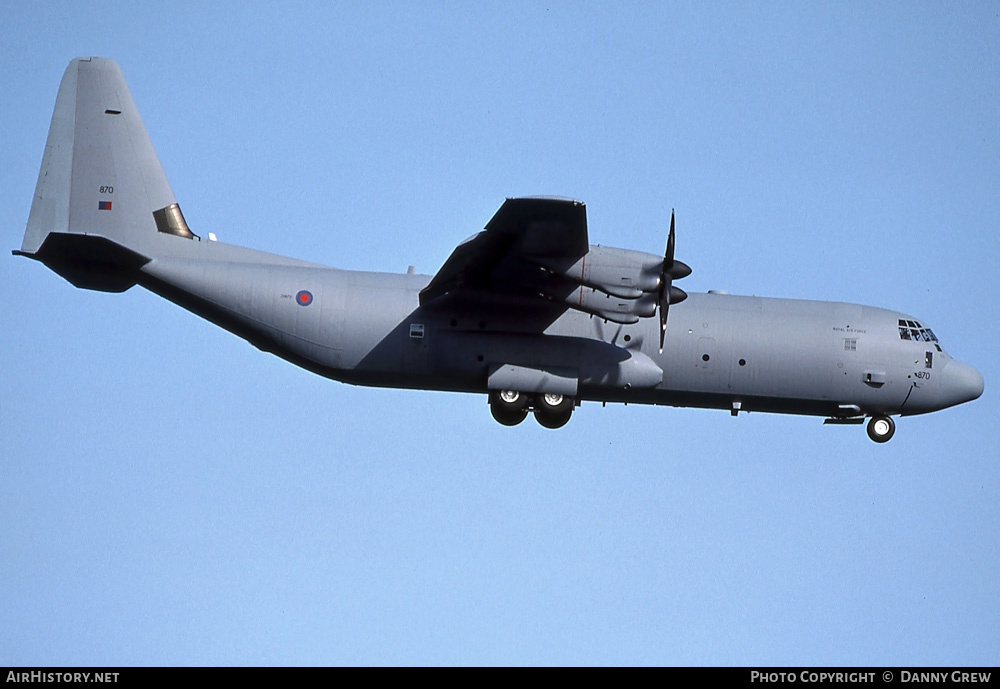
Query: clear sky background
2,1,998,666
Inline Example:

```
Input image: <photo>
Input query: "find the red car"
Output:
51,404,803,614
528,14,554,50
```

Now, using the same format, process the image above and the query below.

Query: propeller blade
658,209,689,353
665,210,676,265
659,304,668,353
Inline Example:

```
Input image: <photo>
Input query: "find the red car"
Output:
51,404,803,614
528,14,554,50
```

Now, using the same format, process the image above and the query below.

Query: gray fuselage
137,248,981,421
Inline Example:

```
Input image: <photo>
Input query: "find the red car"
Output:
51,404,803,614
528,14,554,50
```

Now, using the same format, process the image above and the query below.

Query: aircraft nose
939,359,984,409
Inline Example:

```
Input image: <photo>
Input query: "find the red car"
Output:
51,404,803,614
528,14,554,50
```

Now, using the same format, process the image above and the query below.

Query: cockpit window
898,319,938,343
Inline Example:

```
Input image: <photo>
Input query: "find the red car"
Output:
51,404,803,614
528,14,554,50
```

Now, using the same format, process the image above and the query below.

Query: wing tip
512,195,585,206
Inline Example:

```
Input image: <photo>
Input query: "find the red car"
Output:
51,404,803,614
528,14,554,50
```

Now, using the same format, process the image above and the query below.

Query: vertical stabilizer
22,57,186,253
19,58,189,290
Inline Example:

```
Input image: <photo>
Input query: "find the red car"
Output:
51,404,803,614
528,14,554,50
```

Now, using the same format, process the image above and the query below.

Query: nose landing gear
866,415,896,443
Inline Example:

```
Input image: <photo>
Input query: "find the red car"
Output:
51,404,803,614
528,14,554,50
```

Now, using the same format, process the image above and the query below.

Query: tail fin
17,57,195,291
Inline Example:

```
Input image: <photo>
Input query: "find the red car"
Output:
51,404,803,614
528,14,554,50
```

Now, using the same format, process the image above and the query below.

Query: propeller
657,210,691,353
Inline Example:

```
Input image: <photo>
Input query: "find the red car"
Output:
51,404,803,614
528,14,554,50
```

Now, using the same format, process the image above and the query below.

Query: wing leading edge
419,197,588,306
421,197,690,331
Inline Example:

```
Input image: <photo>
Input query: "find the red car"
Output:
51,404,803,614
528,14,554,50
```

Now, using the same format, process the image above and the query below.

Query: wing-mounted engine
529,213,691,341
419,198,691,345
530,246,663,324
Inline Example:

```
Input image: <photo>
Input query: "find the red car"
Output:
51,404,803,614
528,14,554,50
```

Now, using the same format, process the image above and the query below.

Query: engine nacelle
558,287,658,324
540,245,664,297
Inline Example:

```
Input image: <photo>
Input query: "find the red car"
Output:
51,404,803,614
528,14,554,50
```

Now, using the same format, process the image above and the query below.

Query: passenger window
925,351,933,369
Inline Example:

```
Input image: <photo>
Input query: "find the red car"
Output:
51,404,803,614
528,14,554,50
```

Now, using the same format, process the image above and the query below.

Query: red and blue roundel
295,290,313,306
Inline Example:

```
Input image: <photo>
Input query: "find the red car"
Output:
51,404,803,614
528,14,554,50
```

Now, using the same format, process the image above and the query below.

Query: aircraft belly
140,259,351,368
425,328,663,394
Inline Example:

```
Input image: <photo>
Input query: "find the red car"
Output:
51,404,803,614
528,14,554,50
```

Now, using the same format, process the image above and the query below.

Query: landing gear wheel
496,389,527,412
534,393,574,429
490,390,528,426
867,415,895,443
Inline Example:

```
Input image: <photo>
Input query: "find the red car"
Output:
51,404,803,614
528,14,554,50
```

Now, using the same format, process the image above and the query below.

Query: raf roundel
295,290,313,306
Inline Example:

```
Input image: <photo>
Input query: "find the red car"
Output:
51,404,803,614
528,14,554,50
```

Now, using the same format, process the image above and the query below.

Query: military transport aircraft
15,58,984,442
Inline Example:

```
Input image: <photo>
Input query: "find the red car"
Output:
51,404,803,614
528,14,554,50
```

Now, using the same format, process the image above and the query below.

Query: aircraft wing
419,197,589,308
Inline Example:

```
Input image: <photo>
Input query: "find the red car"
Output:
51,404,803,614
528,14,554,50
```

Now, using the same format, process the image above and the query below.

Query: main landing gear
866,415,896,443
489,390,575,429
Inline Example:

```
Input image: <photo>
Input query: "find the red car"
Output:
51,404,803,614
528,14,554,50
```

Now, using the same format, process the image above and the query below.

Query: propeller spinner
657,210,691,352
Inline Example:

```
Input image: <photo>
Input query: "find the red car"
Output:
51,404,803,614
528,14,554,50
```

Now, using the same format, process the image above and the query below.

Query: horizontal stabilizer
14,232,150,292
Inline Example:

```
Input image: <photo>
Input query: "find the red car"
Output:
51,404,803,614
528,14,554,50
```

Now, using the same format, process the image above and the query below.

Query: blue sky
2,2,998,665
